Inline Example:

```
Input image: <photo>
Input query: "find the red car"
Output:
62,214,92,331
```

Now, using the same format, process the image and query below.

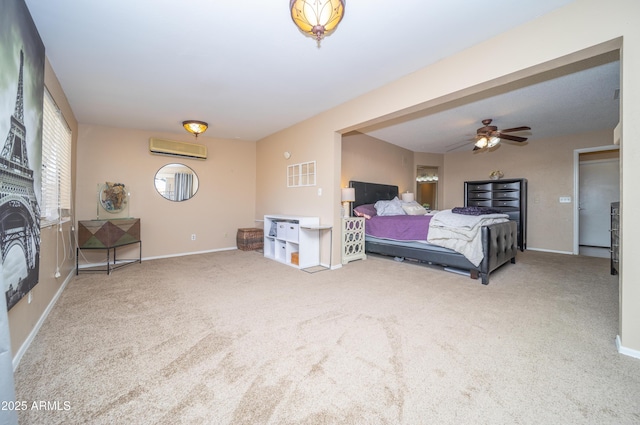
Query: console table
76,218,141,275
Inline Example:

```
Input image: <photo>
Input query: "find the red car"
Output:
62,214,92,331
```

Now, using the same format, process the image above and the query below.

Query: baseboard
12,269,75,371
526,247,574,255
328,262,342,271
134,246,237,262
616,335,640,359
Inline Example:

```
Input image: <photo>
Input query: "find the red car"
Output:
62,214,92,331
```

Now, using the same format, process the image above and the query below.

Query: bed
349,180,517,285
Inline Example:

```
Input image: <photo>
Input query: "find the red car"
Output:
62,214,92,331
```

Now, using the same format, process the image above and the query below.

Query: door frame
572,144,620,254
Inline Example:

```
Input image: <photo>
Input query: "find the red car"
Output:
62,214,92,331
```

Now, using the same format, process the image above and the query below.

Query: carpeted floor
13,249,640,424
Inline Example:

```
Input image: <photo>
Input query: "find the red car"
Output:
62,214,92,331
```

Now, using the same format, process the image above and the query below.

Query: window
287,160,316,187
41,88,72,228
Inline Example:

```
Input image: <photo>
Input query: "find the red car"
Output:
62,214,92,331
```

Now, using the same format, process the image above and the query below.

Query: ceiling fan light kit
473,118,531,151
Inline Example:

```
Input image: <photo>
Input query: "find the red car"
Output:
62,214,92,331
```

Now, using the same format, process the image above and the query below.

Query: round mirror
154,163,199,201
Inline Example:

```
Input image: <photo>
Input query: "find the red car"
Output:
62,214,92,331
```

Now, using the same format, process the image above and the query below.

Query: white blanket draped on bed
427,209,509,266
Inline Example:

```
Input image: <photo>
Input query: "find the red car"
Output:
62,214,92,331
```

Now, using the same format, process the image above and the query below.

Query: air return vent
149,137,207,160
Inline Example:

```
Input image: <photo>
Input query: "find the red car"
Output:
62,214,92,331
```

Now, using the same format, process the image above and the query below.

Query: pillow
402,201,428,216
374,197,406,216
354,203,377,219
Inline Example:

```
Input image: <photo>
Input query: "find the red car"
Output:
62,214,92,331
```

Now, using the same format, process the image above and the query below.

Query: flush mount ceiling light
290,0,346,47
182,120,208,139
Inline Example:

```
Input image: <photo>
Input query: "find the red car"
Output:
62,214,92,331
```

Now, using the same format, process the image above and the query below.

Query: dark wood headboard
348,181,399,213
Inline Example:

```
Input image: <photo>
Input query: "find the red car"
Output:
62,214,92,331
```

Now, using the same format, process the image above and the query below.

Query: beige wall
444,129,614,253
255,118,342,268
75,125,257,261
257,0,640,352
9,59,78,357
341,132,414,192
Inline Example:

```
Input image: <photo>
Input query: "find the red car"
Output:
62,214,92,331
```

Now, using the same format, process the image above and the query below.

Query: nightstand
341,217,366,264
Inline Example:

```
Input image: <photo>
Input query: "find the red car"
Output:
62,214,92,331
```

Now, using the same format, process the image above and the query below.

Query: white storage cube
275,240,287,261
276,222,287,239
286,222,299,242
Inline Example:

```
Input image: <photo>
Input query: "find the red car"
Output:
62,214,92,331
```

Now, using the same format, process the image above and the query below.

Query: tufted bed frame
349,180,518,285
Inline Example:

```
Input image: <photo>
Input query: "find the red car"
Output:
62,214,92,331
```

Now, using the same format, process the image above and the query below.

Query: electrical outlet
317,187,322,196
28,292,32,304
191,234,196,240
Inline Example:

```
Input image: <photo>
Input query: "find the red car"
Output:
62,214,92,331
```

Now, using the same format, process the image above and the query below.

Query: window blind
41,88,72,228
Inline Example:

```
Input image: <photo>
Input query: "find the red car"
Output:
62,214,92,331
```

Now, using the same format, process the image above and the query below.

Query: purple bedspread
365,215,432,241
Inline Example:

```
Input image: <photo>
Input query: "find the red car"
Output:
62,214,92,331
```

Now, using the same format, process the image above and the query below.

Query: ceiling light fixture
182,120,208,139
474,137,488,150
290,0,346,47
474,136,501,150
487,136,501,148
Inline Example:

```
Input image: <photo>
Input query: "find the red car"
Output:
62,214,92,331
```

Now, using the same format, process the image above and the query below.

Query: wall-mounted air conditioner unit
149,137,207,160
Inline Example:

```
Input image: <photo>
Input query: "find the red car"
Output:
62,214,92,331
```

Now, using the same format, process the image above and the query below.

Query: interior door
579,159,620,247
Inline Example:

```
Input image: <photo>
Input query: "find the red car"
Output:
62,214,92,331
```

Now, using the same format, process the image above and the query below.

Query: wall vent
149,137,207,160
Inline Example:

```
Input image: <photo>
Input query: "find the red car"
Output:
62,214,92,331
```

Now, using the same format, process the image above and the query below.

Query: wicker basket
236,228,264,251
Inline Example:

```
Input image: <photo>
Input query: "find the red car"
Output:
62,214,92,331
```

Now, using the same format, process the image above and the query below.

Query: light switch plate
559,196,572,203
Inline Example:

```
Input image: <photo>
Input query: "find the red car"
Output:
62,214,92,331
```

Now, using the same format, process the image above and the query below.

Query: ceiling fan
473,119,531,150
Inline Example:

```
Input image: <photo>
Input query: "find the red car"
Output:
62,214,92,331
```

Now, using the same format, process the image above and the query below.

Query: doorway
574,146,620,257
416,166,438,210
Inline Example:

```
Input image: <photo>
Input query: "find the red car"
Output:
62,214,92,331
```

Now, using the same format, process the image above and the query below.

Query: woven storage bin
236,228,264,251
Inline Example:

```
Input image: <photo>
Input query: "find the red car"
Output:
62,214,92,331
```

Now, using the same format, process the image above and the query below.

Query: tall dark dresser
464,178,527,251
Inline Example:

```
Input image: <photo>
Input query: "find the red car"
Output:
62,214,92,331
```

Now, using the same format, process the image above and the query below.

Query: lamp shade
290,0,346,44
401,192,415,202
341,187,355,202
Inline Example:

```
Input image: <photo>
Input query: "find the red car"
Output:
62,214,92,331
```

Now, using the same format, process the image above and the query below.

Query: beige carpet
13,250,640,424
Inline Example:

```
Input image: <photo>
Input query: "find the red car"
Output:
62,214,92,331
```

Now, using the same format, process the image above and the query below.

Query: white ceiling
24,0,619,153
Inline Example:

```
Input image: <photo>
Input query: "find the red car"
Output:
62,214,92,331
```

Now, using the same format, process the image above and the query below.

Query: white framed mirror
154,163,199,202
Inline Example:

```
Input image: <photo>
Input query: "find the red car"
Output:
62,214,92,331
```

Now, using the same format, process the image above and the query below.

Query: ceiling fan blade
498,134,528,142
500,126,531,133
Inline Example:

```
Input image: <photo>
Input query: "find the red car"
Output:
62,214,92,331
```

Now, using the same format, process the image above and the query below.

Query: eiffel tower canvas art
1,0,46,311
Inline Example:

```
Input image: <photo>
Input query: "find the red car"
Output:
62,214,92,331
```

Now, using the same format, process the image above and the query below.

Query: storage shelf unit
464,178,527,251
263,215,320,269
